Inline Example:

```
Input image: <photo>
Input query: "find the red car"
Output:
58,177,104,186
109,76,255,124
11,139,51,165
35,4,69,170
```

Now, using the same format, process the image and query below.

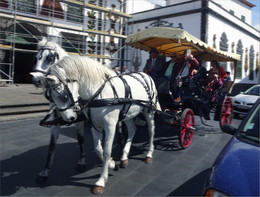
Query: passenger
208,60,227,85
175,49,200,100
207,61,228,121
158,52,180,96
164,52,179,78
143,48,166,83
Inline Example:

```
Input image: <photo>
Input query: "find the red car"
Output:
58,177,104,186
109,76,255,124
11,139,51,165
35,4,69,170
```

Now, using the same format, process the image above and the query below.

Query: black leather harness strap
118,75,133,120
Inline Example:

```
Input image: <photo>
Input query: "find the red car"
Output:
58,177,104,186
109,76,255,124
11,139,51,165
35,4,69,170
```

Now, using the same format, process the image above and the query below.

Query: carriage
125,27,240,148
34,28,240,194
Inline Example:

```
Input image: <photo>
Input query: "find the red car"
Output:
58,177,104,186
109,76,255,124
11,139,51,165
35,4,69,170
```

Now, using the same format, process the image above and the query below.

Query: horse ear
46,75,59,84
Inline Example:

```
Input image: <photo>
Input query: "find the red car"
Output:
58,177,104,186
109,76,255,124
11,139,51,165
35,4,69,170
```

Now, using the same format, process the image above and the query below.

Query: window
67,6,83,23
236,39,243,79
40,0,64,19
249,45,255,80
62,33,85,53
239,104,259,144
17,0,35,13
230,10,234,15
219,32,229,70
241,15,246,22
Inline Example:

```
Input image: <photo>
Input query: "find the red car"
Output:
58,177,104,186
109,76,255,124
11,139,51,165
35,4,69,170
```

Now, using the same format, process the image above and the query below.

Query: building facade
0,0,130,83
126,0,260,91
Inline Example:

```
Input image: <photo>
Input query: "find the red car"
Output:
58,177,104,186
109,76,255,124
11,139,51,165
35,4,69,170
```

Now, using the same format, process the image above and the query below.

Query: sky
250,0,260,30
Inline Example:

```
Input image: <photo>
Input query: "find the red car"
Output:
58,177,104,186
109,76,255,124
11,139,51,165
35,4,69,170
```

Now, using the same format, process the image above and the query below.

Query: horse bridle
46,79,81,113
34,46,60,73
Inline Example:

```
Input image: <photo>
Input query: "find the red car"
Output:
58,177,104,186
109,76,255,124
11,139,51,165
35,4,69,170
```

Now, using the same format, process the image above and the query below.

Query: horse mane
38,37,68,59
49,56,116,87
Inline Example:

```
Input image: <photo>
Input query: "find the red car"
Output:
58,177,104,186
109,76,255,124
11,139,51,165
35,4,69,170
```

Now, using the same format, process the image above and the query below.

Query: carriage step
155,110,179,124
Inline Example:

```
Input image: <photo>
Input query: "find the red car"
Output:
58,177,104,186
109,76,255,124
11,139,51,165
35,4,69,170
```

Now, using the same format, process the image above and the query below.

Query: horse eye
60,91,69,102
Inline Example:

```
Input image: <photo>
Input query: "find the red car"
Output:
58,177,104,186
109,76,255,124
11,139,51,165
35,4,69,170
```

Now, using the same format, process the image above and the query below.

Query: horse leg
35,125,60,183
91,127,118,171
120,119,136,168
143,111,155,163
92,124,117,194
74,121,86,172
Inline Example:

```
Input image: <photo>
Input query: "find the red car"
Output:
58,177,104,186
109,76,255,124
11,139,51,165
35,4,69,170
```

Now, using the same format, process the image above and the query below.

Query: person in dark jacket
143,48,166,80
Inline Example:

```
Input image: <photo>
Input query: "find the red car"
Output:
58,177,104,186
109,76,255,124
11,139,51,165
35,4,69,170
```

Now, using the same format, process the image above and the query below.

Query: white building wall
208,14,259,84
207,1,259,84
212,0,252,25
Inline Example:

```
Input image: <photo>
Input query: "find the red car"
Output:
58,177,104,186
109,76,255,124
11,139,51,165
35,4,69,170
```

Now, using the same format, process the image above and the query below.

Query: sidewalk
0,84,49,122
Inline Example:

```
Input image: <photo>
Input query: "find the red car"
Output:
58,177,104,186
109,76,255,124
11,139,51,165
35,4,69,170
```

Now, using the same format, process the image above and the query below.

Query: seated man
156,52,179,95
143,48,166,81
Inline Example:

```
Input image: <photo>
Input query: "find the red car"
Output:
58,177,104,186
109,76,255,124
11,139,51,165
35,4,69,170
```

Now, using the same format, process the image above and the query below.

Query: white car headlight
205,188,229,197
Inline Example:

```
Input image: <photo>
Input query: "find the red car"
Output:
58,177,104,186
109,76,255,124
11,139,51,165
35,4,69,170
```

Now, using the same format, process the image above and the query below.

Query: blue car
204,99,259,196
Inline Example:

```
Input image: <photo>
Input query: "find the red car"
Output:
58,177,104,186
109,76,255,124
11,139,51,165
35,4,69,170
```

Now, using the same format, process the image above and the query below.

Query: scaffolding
0,0,131,84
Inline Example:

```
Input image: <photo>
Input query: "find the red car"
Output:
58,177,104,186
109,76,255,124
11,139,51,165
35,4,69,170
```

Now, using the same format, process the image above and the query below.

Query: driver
143,48,166,84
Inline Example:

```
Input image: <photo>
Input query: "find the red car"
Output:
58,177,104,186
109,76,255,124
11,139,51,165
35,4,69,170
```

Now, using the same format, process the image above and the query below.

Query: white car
233,85,260,117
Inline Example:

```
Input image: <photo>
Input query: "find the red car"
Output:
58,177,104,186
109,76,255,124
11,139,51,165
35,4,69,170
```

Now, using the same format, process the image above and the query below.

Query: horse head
46,73,80,122
31,37,68,87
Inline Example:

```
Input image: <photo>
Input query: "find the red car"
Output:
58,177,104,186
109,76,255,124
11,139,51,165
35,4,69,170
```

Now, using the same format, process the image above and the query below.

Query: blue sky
251,0,260,30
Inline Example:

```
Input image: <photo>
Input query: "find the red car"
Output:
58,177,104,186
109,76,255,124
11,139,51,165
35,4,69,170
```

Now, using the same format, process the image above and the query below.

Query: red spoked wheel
220,97,233,127
179,108,195,149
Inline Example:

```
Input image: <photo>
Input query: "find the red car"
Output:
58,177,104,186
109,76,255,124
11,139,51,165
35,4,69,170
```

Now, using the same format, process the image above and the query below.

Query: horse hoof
145,157,152,164
35,175,48,184
114,164,119,171
75,164,86,172
120,160,128,168
92,186,104,194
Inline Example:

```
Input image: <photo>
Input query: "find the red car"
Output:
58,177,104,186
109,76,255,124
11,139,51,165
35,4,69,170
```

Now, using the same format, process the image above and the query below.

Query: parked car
203,98,259,197
233,84,260,117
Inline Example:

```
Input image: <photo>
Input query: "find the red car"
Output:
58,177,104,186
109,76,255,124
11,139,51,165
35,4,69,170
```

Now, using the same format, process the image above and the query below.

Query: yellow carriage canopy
126,27,240,62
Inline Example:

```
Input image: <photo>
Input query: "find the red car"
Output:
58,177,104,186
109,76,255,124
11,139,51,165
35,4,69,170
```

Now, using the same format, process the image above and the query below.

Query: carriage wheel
179,108,195,149
220,97,233,127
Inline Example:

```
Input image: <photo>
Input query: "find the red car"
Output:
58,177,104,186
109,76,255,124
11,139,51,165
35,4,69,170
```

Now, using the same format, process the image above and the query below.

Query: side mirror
221,124,236,135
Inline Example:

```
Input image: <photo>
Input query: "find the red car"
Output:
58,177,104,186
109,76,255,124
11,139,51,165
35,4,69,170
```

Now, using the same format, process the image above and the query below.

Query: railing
0,0,130,31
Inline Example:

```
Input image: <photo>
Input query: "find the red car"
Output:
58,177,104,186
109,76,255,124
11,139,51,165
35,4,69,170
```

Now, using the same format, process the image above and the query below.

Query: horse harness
81,72,157,122
41,72,157,127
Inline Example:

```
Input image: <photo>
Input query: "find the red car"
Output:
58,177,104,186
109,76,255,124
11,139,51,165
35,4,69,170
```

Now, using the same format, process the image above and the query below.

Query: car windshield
244,86,260,96
238,105,260,144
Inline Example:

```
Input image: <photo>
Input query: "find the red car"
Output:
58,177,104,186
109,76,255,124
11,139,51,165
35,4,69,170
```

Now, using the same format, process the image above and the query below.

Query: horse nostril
70,117,75,122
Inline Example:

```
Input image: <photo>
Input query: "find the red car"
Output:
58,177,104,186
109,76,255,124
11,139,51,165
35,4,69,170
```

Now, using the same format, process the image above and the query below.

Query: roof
238,0,255,7
126,27,241,62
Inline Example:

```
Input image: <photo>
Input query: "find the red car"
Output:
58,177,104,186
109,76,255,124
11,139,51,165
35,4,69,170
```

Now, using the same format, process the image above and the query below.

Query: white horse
30,38,88,183
45,55,161,194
